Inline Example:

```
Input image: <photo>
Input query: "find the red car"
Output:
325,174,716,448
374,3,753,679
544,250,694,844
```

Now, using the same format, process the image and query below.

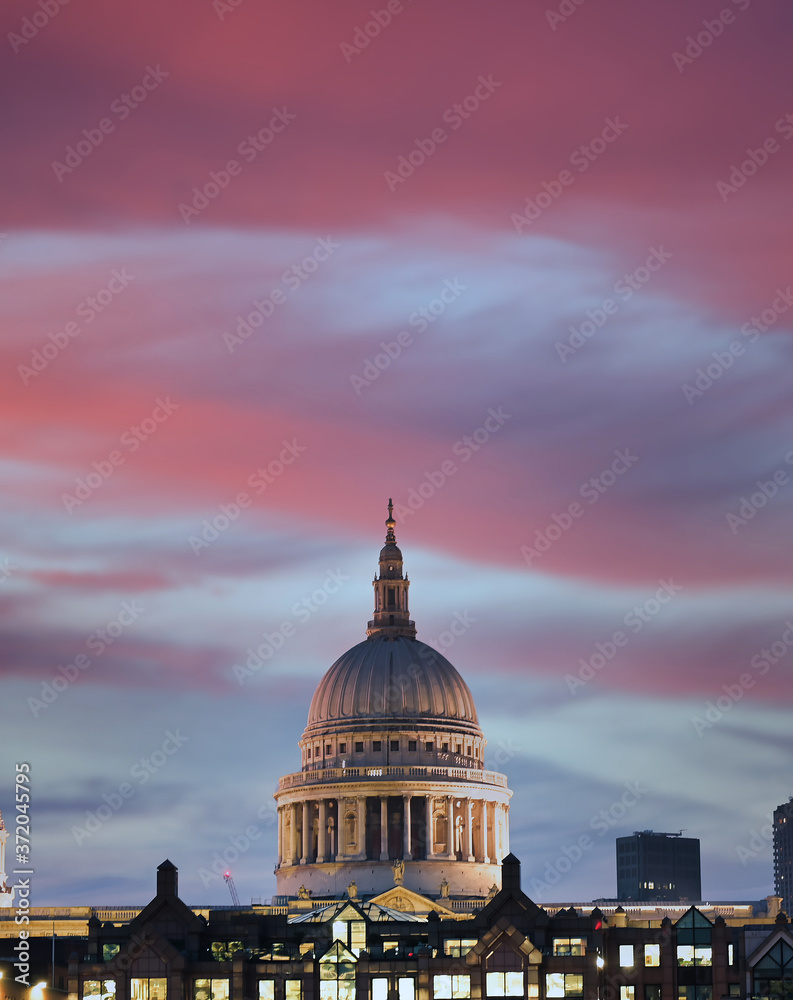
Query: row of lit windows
618,944,725,968
306,741,479,759
82,976,746,1000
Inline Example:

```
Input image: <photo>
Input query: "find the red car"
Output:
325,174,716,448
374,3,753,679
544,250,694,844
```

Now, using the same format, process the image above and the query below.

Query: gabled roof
289,900,425,923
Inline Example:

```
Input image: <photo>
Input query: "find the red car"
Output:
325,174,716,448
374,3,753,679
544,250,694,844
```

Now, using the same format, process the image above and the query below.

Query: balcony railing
277,764,508,790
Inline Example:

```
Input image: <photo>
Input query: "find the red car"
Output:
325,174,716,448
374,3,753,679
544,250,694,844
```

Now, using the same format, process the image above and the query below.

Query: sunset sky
2,0,793,907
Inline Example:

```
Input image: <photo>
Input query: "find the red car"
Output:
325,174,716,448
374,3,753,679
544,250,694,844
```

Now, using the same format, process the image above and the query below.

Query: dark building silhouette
774,799,793,917
617,831,701,902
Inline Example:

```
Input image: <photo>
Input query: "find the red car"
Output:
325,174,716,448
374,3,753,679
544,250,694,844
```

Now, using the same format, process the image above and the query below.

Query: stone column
504,805,510,855
425,796,438,859
357,795,367,860
290,802,299,864
446,795,456,859
466,798,474,861
301,800,311,864
403,793,413,859
482,800,490,864
317,799,327,863
380,796,389,860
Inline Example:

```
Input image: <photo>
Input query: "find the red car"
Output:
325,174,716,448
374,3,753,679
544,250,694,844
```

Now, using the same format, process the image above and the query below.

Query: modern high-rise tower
773,797,793,916
273,501,512,898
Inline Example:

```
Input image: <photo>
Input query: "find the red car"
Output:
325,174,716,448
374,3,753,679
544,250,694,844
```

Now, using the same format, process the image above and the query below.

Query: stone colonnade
277,792,509,867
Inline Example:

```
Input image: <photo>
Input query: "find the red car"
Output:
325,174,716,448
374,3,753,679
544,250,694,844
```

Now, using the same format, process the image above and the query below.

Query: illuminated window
83,981,116,1000
545,974,583,998
677,946,711,967
728,988,740,998
645,944,660,967
398,981,415,1000
194,981,229,1000
620,989,635,1000
259,983,275,1000
373,742,382,752
285,982,303,1000
554,938,586,957
434,976,471,999
444,940,477,958
103,945,120,962
728,945,734,965
487,974,523,997
319,942,357,1000
131,980,167,1000
372,981,389,1000
391,740,399,751
620,945,634,967
645,988,661,1000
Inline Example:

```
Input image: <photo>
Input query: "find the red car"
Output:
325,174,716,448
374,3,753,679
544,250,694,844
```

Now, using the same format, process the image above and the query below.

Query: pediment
369,886,454,916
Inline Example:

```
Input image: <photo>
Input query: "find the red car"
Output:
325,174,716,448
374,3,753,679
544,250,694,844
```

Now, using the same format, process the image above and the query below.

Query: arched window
320,942,357,1000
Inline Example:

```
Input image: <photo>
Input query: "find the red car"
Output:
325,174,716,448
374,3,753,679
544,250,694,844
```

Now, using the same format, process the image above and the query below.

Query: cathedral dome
303,634,481,739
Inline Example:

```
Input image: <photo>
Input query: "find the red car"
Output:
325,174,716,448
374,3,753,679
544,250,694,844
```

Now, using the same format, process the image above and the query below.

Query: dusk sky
2,0,793,908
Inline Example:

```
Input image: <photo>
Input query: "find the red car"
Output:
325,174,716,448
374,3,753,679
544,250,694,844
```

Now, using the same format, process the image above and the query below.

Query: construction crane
224,870,240,906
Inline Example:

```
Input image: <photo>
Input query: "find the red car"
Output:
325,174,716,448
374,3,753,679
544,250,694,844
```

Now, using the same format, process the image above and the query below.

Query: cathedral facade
274,503,511,899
